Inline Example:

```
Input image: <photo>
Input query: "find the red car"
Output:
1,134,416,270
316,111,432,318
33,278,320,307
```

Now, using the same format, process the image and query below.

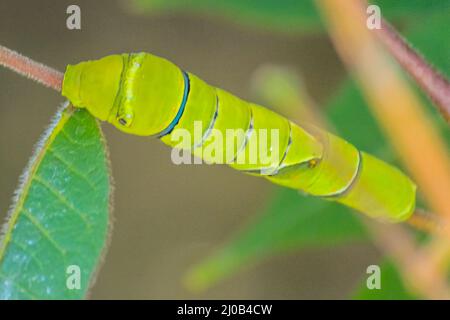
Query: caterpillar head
62,53,185,136
62,55,124,122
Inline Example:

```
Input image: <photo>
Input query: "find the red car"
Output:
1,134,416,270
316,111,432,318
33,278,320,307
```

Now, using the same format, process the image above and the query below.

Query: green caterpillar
61,52,416,222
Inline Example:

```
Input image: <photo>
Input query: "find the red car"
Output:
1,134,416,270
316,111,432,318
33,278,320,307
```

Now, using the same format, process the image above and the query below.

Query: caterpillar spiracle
61,53,416,222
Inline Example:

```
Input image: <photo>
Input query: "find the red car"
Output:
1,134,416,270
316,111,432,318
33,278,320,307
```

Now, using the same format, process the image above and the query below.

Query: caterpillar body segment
160,72,216,146
338,152,416,221
267,128,361,197
62,52,416,222
191,88,253,164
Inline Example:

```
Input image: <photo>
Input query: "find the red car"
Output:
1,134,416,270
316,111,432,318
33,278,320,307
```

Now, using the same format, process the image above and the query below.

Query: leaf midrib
0,107,75,263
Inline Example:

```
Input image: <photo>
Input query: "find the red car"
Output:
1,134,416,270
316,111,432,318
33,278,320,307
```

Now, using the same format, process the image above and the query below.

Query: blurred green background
1,0,447,299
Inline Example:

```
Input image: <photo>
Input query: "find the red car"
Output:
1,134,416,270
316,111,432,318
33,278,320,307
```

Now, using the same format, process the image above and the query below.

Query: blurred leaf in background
400,11,450,142
372,0,450,23
131,0,450,33
131,0,319,33
0,106,111,299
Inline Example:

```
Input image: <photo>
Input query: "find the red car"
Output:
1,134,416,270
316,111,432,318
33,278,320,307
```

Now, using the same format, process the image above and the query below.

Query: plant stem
407,209,441,235
0,45,63,92
375,20,450,122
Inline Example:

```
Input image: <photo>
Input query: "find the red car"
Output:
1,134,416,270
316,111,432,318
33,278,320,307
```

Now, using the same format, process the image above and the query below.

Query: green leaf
353,260,417,300
132,0,319,33
131,0,450,33
0,106,111,299
372,0,450,23
406,11,450,79
400,11,450,141
185,189,368,291
326,80,388,155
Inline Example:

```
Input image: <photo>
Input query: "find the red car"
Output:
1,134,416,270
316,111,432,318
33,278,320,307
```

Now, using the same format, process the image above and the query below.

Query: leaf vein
9,238,46,273
0,272,38,300
32,175,92,230
47,147,97,190
60,129,97,147
21,208,67,257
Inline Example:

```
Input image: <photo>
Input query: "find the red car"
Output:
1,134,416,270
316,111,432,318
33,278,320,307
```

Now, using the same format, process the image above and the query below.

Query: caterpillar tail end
335,152,416,223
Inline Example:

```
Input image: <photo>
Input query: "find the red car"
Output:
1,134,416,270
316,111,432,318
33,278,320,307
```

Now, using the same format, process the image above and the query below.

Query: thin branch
406,209,442,235
375,20,450,122
0,45,63,92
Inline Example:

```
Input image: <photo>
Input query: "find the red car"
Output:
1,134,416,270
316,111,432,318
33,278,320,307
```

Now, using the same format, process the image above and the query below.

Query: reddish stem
375,20,450,122
0,45,63,92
